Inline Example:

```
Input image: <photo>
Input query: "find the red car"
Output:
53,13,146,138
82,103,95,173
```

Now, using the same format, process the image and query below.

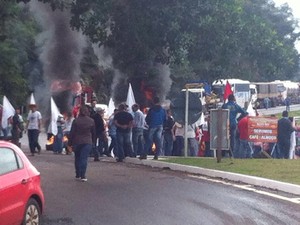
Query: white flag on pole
247,103,256,116
29,93,36,105
126,83,136,112
2,96,15,129
49,97,60,135
107,98,115,117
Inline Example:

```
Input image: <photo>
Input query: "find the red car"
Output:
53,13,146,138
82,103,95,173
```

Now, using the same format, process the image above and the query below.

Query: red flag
223,81,233,101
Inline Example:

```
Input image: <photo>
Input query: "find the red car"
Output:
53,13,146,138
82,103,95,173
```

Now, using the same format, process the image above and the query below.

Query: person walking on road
108,109,118,157
114,103,134,162
68,105,96,182
26,104,42,156
140,96,167,160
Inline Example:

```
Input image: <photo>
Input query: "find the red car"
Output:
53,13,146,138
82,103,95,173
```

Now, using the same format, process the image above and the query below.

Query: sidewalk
125,157,300,196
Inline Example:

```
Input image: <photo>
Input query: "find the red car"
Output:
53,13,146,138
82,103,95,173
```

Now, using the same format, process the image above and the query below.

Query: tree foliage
68,0,300,83
0,1,40,106
5,0,300,103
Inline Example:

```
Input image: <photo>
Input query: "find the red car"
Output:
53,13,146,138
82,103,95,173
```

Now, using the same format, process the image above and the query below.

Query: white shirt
132,110,146,129
64,118,74,132
27,111,42,130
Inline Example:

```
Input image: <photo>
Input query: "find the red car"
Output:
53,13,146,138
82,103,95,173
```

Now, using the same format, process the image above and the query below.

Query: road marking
188,174,300,204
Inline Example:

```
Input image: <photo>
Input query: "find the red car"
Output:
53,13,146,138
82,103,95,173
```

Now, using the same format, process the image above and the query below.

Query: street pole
184,87,189,157
217,108,223,163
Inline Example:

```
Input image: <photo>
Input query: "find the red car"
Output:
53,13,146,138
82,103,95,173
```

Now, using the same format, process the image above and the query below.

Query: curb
125,158,300,195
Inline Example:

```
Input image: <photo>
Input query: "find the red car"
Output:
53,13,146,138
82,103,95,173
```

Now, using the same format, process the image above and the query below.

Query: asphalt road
20,134,300,225
256,104,300,116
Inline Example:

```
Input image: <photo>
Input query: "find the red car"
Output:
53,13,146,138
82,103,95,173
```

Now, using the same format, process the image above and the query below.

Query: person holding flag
223,80,233,102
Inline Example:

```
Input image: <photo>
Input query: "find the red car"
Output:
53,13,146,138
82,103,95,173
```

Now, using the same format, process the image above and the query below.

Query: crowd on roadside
2,94,298,161
221,94,298,159
38,96,208,161
1,93,299,183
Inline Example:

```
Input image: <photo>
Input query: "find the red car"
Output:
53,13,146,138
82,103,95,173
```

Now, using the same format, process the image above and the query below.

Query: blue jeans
188,138,199,156
74,144,92,178
238,139,252,158
109,134,117,156
53,127,63,153
116,131,133,160
94,136,106,159
132,127,144,157
142,125,163,157
28,129,41,154
204,142,212,157
229,125,238,157
162,131,174,156
173,136,184,156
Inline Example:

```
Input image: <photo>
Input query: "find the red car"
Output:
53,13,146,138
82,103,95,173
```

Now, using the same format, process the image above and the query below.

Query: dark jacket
68,115,96,146
145,105,167,128
277,117,295,142
114,111,133,133
93,113,105,137
222,101,247,127
163,115,175,133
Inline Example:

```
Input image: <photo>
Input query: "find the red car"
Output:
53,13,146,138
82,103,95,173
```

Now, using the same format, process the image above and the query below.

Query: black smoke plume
29,1,86,114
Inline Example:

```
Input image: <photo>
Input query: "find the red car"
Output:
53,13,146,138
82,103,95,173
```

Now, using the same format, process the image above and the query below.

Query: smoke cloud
22,1,173,115
29,1,87,114
92,44,172,108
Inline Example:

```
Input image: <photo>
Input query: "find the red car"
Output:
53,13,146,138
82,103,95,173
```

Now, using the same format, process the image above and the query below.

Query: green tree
14,0,300,102
0,1,40,106
68,1,300,87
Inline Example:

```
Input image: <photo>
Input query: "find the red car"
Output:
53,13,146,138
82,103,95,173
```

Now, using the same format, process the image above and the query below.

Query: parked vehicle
0,141,45,225
251,80,300,108
212,79,251,108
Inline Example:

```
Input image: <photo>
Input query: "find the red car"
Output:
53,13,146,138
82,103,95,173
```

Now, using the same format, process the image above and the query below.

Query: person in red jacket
237,113,252,158
202,113,212,157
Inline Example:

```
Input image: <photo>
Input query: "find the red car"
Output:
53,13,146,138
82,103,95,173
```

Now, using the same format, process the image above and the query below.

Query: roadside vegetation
164,110,300,185
165,157,300,185
1,1,300,105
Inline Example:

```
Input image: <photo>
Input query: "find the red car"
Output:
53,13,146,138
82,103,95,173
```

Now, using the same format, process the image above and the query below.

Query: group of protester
4,92,297,182
222,94,297,160
59,94,300,182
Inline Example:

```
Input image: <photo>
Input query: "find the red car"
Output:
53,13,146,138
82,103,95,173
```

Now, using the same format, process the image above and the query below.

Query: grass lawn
162,110,300,185
165,157,300,185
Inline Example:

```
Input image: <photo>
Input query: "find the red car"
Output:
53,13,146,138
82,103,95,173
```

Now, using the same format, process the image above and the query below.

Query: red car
0,141,45,225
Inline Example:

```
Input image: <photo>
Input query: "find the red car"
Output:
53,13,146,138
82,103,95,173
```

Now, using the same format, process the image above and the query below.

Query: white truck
212,79,252,108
